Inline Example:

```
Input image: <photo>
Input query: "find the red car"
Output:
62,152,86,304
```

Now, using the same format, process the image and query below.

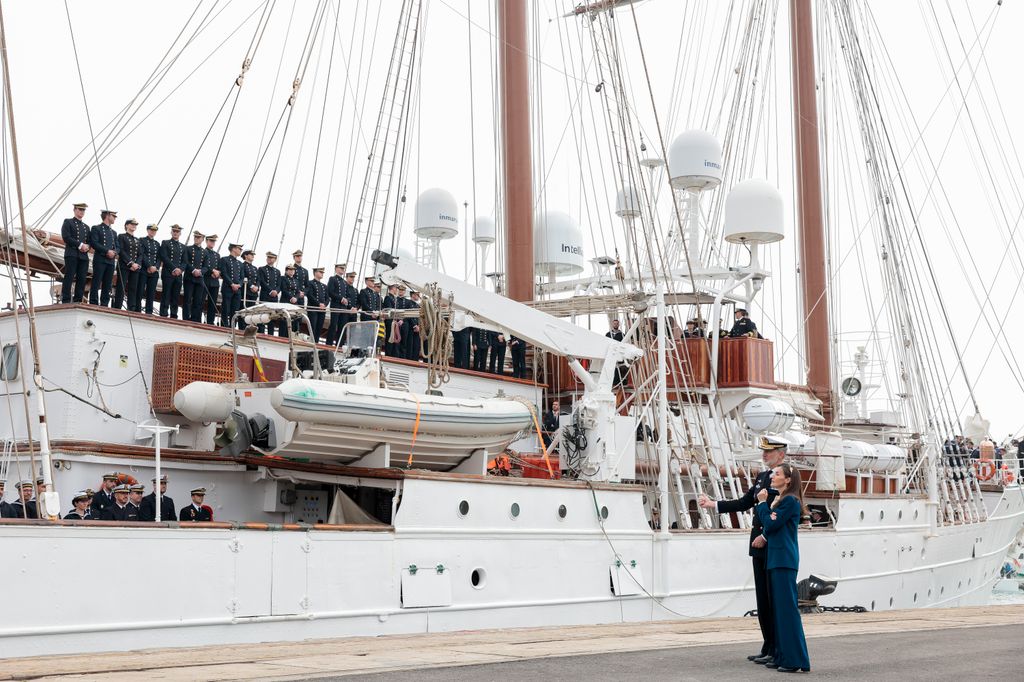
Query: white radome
534,211,585,276
615,185,641,219
723,179,785,244
414,188,460,240
473,216,496,244
668,129,723,190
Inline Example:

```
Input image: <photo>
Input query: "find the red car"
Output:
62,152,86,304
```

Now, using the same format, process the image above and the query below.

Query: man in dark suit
88,209,119,306
698,435,787,665
202,234,222,325
257,251,284,334
240,249,260,327
605,319,624,342
179,487,213,522
382,284,401,357
101,484,138,521
452,328,471,369
326,264,348,346
0,481,12,518
90,473,119,517
139,475,176,522
291,250,309,294
541,400,560,449
358,276,381,323
113,219,142,311
729,308,761,338
60,201,91,303
306,267,328,343
218,243,244,327
159,224,186,318
488,331,507,374
182,231,208,322
509,335,527,378
471,327,490,372
405,289,421,361
138,224,162,314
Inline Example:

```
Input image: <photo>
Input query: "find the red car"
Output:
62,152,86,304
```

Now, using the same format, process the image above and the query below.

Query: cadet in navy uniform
182,231,208,322
257,251,285,335
452,328,471,369
699,436,786,665
128,483,146,517
88,210,119,307
240,249,259,326
326,264,348,346
64,490,94,520
0,481,12,518
488,331,507,374
219,243,244,327
306,267,328,343
139,475,176,522
341,271,361,337
139,224,162,314
755,463,810,673
202,234,222,325
358,276,381,323
281,264,298,307
382,284,400,357
159,224,186,318
289,252,308,332
728,308,761,338
113,219,142,311
405,289,421,361
179,487,213,522
9,481,38,519
60,202,91,303
509,335,527,378
471,327,490,372
90,473,118,517
101,484,138,521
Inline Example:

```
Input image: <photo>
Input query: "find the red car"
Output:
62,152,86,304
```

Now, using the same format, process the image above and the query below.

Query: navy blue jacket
716,469,777,558
89,223,119,263
257,265,281,301
61,217,91,261
756,495,801,570
139,236,161,277
159,238,186,277
183,243,207,281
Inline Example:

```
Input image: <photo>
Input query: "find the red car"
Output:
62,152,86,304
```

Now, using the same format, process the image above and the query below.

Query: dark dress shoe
754,656,774,665
747,654,761,661
765,662,779,669
777,667,810,673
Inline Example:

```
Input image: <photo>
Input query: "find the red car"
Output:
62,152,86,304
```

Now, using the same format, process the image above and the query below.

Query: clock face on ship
841,377,862,397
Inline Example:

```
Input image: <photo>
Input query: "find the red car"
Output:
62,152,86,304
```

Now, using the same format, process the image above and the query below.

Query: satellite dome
534,211,585,276
723,179,785,244
615,185,641,219
668,129,723,191
473,216,496,244
414,188,459,240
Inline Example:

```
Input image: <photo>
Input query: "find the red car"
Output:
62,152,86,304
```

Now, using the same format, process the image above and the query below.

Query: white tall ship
0,0,1021,658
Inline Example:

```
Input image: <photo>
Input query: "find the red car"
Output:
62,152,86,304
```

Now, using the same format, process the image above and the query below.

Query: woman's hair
774,462,804,508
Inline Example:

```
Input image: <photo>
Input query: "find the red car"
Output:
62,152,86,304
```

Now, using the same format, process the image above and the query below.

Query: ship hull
2,476,1021,658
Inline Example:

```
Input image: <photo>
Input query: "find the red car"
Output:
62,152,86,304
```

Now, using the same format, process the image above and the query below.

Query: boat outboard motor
797,574,838,613
248,412,277,450
215,410,254,457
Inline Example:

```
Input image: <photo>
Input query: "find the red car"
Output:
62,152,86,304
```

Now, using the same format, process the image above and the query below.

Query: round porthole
458,500,470,516
558,504,568,519
898,510,903,520
879,510,885,520
471,568,486,589
601,506,609,520
510,502,521,518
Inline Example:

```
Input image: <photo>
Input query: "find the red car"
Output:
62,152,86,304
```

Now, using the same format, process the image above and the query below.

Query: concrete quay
3,604,1022,681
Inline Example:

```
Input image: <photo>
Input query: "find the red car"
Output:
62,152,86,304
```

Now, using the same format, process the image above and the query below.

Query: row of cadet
0,474,211,522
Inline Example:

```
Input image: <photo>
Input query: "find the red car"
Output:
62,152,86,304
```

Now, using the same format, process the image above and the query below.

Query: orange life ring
975,460,996,482
115,472,138,486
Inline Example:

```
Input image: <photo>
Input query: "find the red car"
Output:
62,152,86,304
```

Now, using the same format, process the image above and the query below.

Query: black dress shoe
765,662,779,669
747,654,761,661
754,655,774,665
776,667,809,673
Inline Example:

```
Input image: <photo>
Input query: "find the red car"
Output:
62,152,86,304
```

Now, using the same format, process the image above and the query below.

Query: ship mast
498,0,534,302
789,0,833,424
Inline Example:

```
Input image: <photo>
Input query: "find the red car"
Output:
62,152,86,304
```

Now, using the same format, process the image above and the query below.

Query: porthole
471,568,487,589
859,510,865,521
914,509,919,520
913,592,917,602
879,510,885,521
510,502,521,518
870,600,876,611
558,504,568,519
601,506,609,520
889,596,894,607
941,586,945,594
898,510,903,520
458,500,470,517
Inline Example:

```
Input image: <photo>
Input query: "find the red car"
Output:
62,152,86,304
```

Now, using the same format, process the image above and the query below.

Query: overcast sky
1,0,1022,439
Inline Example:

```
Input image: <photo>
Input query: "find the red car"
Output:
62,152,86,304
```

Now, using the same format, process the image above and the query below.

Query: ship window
471,568,486,588
558,504,567,519
0,343,17,381
601,506,609,520
510,502,520,518
458,500,469,517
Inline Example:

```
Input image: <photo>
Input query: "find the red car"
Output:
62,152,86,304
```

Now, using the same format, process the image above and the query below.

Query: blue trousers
769,568,810,670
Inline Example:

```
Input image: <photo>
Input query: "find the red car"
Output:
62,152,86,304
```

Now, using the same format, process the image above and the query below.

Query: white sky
1,0,1023,439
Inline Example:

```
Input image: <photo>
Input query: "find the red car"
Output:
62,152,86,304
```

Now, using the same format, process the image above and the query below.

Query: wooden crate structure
666,338,711,389
717,337,775,389
151,343,236,414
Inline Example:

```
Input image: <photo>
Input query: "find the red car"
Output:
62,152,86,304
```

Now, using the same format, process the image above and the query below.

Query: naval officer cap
265,251,278,258
112,483,131,494
758,435,789,451
313,267,325,274
129,483,145,493
15,480,33,489
101,209,117,217
346,271,356,277
72,490,92,503
125,218,139,226
292,249,303,256
193,231,205,239
146,224,159,232
190,487,207,496
102,472,119,481
170,224,182,232
205,234,219,241
242,249,255,257
228,243,243,251
152,475,168,483
73,202,88,209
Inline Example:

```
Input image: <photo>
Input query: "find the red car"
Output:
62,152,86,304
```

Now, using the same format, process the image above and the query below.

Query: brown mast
790,0,833,423
498,0,534,302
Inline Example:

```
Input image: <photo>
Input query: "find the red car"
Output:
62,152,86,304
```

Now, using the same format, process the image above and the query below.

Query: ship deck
2,604,1019,680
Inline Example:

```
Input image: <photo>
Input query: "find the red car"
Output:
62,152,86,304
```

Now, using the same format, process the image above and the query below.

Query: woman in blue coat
756,463,810,673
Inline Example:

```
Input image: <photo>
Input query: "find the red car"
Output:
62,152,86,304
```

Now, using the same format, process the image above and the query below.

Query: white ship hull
2,474,1021,658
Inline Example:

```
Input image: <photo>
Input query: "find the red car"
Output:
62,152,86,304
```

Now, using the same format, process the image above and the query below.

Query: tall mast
498,0,534,301
789,0,832,424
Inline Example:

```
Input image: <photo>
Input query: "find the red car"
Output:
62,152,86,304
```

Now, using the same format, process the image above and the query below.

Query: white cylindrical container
473,216,496,244
872,444,907,473
174,381,234,423
668,129,723,191
841,440,877,471
742,398,796,434
723,179,785,244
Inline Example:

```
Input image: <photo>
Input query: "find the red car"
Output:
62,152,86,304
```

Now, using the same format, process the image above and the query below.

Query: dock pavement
3,604,1022,681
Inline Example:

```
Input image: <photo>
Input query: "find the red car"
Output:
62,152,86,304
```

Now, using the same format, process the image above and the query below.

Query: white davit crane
373,249,643,481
